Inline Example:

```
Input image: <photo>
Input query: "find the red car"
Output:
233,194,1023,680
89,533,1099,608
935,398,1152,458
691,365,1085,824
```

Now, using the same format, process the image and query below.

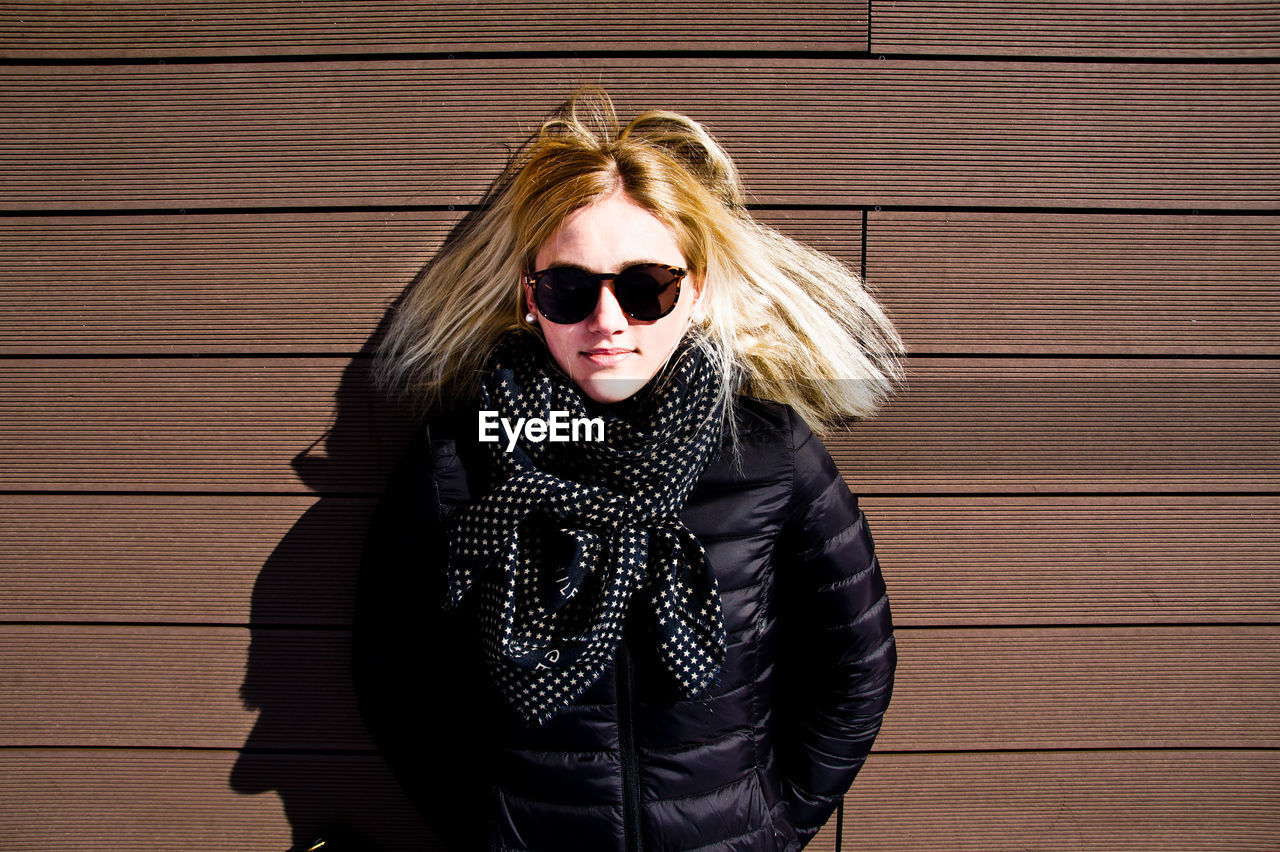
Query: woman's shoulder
713,396,842,506
696,396,808,489
729,394,792,436
728,395,820,451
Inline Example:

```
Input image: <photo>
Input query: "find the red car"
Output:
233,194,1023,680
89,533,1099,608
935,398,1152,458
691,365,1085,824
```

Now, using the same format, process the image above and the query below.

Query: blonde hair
376,89,903,435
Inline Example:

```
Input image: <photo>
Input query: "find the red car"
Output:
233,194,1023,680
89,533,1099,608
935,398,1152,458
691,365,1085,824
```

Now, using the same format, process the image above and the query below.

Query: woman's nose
585,282,629,333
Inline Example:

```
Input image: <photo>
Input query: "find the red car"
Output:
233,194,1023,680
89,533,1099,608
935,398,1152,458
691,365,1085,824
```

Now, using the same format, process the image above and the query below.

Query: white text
478,410,605,452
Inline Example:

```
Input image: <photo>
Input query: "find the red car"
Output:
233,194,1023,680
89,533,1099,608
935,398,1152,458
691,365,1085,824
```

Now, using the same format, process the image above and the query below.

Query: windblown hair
376,88,903,434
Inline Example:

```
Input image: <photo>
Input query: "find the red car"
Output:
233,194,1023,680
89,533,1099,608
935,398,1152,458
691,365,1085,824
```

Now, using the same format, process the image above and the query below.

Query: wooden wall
1,3,1278,850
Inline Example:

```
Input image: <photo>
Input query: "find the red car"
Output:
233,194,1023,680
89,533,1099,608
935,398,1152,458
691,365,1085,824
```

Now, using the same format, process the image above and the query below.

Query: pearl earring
525,312,537,324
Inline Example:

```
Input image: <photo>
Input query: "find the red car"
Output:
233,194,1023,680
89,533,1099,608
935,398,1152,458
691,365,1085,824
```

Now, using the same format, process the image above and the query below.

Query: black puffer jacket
354,397,895,851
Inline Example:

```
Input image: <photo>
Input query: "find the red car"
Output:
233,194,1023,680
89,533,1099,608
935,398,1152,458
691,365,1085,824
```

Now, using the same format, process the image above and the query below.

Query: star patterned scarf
444,329,727,726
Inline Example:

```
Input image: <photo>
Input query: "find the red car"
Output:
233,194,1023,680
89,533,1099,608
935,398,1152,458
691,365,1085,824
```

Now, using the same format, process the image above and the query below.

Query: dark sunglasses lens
536,267,599,324
534,264,682,323
614,265,680,320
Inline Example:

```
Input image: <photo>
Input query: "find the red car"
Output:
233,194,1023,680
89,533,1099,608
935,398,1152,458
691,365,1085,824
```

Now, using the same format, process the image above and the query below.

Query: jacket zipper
616,639,643,852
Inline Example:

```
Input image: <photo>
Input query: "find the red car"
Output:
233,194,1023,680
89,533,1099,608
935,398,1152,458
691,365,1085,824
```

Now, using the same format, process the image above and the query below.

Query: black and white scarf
444,330,727,725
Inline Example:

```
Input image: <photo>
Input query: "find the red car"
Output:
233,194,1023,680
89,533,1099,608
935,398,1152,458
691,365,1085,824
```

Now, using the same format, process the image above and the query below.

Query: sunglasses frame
523,263,688,325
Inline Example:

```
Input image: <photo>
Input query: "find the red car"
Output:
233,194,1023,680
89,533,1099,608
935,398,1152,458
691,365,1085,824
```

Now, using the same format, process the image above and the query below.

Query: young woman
354,90,903,851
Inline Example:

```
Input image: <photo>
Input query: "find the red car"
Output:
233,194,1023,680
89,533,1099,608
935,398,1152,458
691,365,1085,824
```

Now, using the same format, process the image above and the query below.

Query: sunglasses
524,262,687,325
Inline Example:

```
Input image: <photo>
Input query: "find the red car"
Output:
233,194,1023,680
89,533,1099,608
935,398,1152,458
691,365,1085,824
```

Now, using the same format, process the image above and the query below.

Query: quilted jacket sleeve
773,408,896,844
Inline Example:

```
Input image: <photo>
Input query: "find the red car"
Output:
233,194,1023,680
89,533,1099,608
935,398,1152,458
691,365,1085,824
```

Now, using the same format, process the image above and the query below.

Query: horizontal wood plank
0,748,432,851
870,1,1280,58
3,494,1278,626
1,625,1275,751
1,625,367,750
7,210,1279,357
0,494,368,625
2,60,1277,210
0,357,417,493
0,2,867,58
868,212,1280,355
0,211,452,355
0,748,1274,851
836,358,1280,493
862,495,1280,625
886,626,1280,751
844,750,1280,851
1,357,1274,493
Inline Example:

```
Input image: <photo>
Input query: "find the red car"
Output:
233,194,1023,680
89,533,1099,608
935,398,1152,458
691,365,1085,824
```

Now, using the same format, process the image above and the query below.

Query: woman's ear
523,280,539,322
689,275,708,323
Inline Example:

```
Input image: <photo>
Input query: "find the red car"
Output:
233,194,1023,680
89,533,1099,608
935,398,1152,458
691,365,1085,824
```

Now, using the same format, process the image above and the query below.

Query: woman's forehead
534,193,686,272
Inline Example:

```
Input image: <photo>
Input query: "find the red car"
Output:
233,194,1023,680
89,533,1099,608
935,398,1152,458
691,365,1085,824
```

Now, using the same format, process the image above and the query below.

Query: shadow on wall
226,316,440,851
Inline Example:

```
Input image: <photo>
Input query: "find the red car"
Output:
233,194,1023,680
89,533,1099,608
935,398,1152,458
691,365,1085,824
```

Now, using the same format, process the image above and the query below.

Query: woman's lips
581,347,635,366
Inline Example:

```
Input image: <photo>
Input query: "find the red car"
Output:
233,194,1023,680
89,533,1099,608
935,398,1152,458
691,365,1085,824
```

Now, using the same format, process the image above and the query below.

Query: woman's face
527,191,701,404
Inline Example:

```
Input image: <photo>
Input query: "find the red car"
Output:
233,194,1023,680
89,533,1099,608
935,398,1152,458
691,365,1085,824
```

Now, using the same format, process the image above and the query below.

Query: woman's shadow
225,255,514,850
227,311,439,850
226,162,518,848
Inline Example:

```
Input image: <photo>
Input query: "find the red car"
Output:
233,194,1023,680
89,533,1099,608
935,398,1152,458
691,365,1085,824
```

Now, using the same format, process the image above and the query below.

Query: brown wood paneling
2,357,1274,493
1,3,1275,850
870,1,1280,58
3,495,1278,627
1,748,1275,851
3,625,1275,752
0,625,366,750
837,358,1280,494
0,209,859,355
0,494,370,625
0,212,453,355
0,2,867,58
0,357,416,493
869,212,1280,355
0,748,432,852
862,495,1280,625
885,626,1280,751
845,750,1280,851
3,60,1277,210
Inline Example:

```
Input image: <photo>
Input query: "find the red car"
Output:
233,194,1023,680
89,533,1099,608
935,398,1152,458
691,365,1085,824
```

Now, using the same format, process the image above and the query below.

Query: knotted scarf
444,330,727,725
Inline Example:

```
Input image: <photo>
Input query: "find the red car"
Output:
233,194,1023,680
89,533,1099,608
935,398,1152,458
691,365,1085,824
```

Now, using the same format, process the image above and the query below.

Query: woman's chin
576,372,649,404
